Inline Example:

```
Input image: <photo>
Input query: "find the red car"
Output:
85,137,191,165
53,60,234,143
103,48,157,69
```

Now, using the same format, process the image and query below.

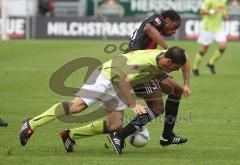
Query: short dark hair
161,10,181,22
165,46,186,65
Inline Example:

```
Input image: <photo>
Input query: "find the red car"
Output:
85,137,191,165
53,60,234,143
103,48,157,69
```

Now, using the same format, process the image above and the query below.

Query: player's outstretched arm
200,9,215,15
118,74,146,114
181,55,191,97
144,23,169,49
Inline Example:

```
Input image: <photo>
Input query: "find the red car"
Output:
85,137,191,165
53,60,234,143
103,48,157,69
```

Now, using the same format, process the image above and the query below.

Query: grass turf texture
0,40,239,165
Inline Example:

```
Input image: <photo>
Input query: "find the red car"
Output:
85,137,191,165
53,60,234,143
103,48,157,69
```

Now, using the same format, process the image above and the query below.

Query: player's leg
193,30,213,76
67,111,123,140
59,120,107,153
193,45,209,76
108,79,164,154
207,31,227,74
120,80,164,141
59,76,127,152
106,111,126,155
59,119,108,152
108,89,163,155
20,97,88,146
159,77,187,146
31,98,87,129
59,111,123,152
120,94,163,140
104,92,128,155
20,69,108,146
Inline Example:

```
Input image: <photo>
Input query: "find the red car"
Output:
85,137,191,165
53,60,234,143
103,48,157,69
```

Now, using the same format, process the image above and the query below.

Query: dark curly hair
161,9,181,22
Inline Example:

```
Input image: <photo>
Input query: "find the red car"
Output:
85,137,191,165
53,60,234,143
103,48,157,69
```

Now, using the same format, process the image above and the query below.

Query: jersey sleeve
148,13,165,30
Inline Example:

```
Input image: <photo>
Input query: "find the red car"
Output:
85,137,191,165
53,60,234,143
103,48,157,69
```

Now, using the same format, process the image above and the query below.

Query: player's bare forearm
118,75,136,107
144,23,168,49
181,55,191,96
181,55,190,86
201,7,226,16
118,75,147,114
200,9,215,15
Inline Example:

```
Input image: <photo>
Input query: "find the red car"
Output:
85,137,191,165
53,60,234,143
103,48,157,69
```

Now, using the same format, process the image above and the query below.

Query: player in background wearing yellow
192,0,229,76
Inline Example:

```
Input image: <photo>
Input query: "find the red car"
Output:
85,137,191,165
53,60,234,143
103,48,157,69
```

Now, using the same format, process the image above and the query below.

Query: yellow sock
70,120,106,139
29,103,66,130
209,49,222,65
193,53,203,70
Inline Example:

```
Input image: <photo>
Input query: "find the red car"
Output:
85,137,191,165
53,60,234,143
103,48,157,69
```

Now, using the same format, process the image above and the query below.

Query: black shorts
133,73,169,98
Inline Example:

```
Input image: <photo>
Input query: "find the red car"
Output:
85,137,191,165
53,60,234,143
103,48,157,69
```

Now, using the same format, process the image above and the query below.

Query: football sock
69,120,108,139
120,108,158,140
209,49,224,65
193,52,204,70
29,102,69,130
162,95,180,138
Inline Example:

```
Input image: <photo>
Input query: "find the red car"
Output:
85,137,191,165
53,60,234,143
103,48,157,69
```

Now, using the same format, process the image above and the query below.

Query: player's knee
69,98,87,113
146,98,164,115
150,104,164,116
170,85,183,99
200,46,208,55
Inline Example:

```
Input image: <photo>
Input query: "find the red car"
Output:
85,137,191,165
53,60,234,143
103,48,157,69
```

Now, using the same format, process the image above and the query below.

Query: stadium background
0,0,240,165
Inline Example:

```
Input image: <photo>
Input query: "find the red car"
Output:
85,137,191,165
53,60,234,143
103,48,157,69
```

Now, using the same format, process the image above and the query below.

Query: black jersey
125,13,165,53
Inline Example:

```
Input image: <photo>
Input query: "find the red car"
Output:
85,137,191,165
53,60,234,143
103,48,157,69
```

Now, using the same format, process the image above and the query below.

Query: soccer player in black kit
108,10,191,154
126,9,181,51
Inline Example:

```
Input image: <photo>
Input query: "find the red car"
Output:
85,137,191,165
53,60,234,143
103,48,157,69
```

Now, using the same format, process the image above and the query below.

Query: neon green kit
201,0,227,32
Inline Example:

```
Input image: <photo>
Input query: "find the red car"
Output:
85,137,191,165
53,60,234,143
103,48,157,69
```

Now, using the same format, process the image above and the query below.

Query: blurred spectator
228,0,240,15
97,0,124,17
38,0,54,16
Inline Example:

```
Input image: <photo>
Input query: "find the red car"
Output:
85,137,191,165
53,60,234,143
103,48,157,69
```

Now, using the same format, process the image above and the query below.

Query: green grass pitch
0,40,240,165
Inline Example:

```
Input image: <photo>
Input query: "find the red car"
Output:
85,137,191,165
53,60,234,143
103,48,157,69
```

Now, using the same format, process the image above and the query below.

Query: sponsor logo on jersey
131,64,140,71
154,17,161,26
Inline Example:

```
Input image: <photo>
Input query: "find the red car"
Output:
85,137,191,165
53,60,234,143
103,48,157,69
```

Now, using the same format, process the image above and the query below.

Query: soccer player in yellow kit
192,0,228,76
19,47,187,154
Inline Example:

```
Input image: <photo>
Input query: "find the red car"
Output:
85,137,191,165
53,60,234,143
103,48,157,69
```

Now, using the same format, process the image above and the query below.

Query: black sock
162,95,180,138
120,108,158,140
103,120,109,133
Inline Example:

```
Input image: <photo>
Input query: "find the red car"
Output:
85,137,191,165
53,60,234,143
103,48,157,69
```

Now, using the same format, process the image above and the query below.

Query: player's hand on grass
129,104,147,114
183,84,191,97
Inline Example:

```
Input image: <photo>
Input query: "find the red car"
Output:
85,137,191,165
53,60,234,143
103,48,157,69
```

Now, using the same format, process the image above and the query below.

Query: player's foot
192,69,200,76
207,63,216,74
107,132,123,155
160,133,188,146
0,118,8,127
59,129,76,152
19,118,34,146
